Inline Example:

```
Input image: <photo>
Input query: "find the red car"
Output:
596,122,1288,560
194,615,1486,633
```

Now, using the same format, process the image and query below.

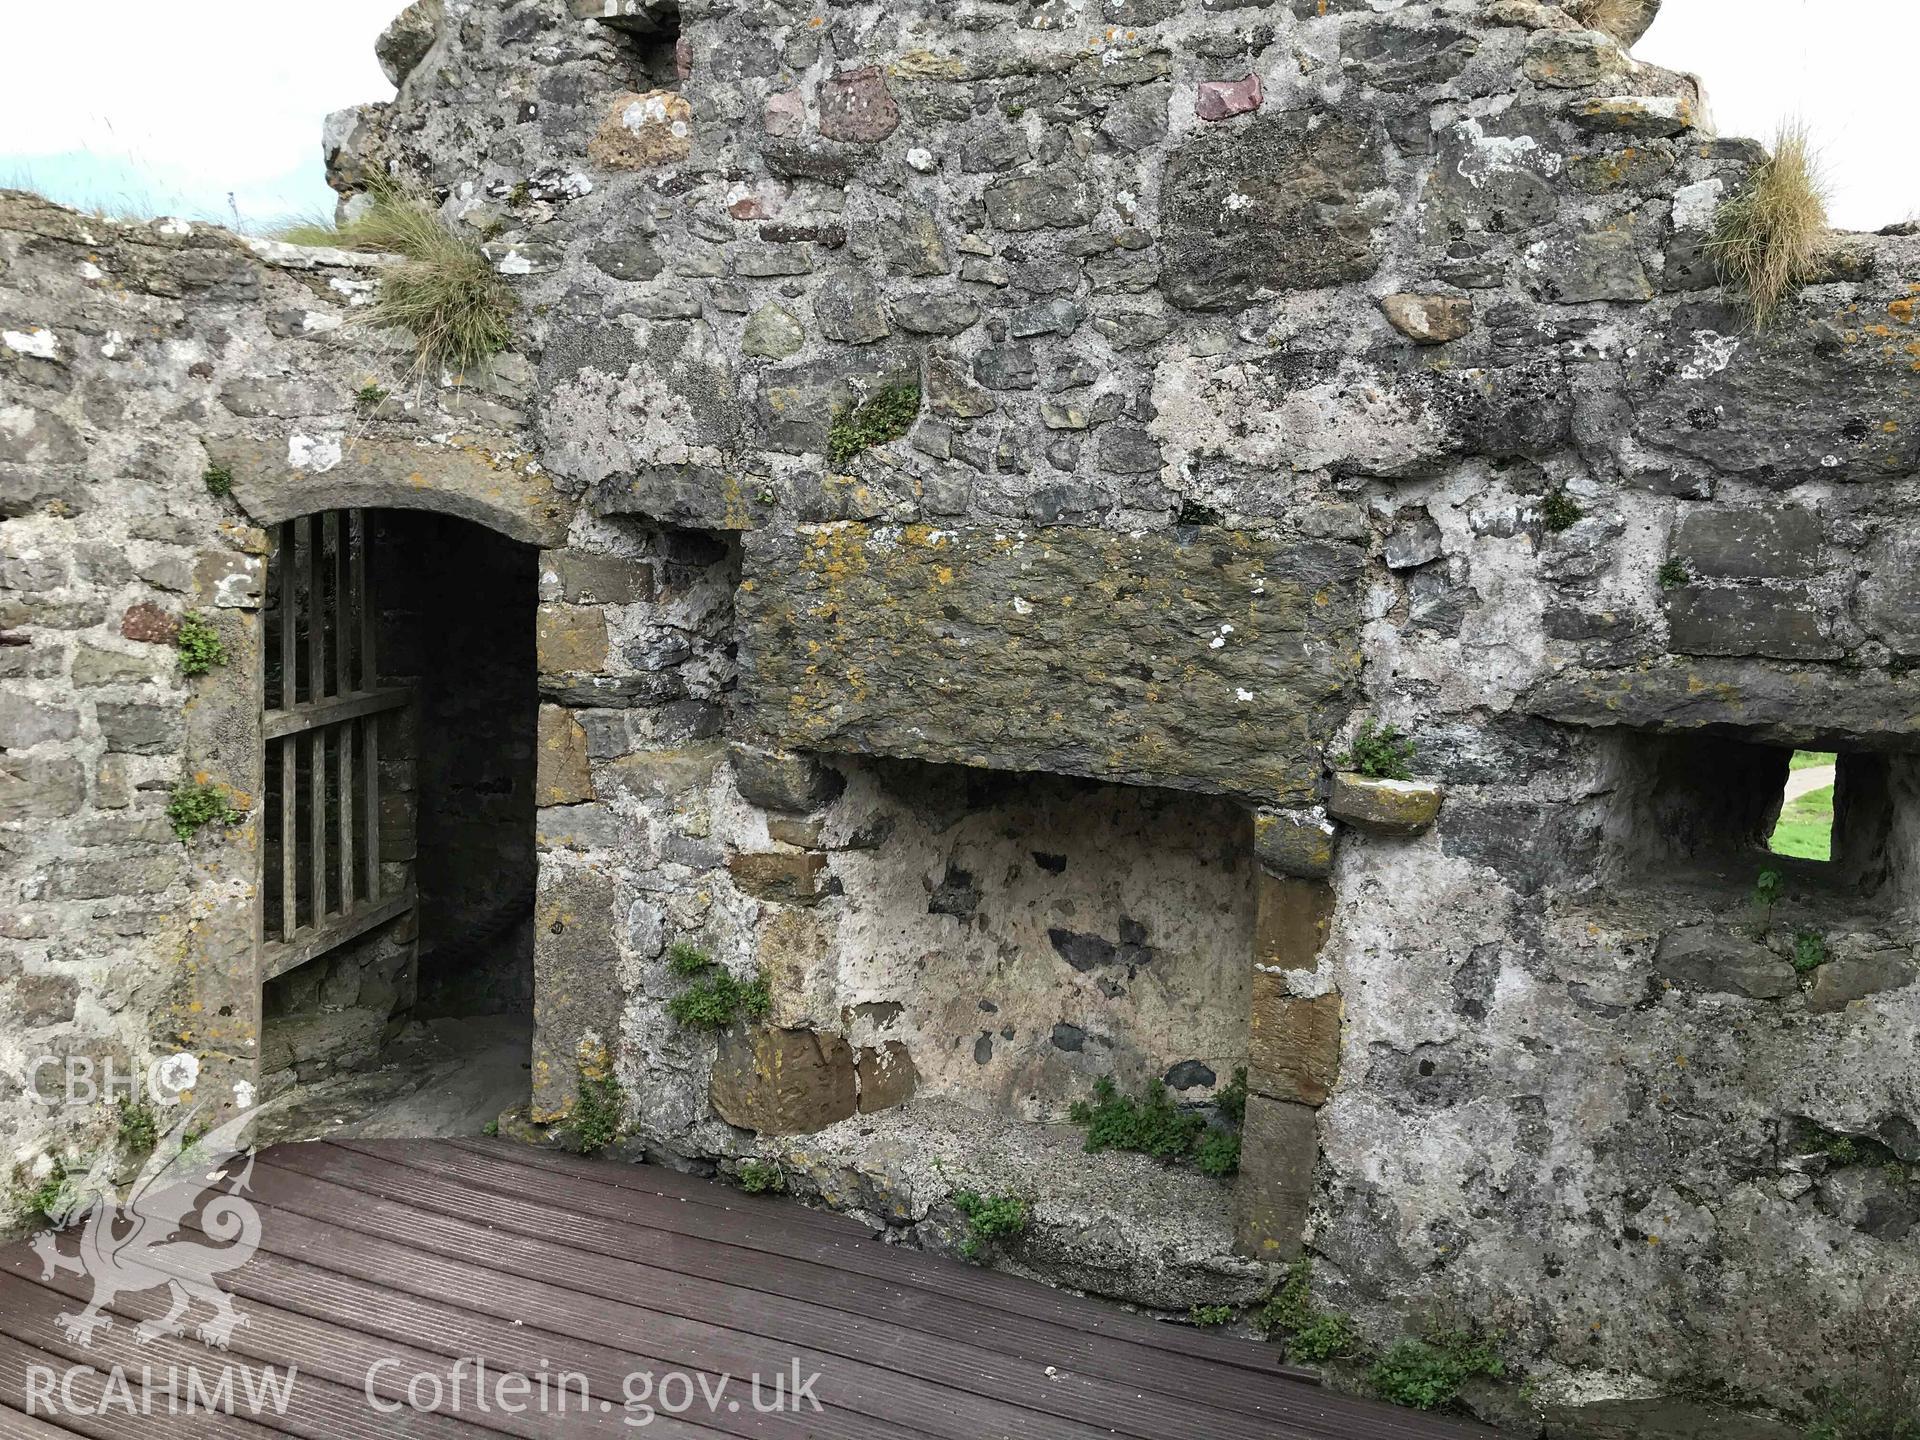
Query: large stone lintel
738,523,1362,804
1527,660,1920,750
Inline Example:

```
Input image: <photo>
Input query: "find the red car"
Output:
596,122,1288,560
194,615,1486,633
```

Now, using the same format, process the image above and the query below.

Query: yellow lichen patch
1891,298,1915,325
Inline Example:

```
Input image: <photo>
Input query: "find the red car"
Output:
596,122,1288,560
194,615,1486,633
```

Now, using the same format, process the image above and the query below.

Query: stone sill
749,1094,1271,1310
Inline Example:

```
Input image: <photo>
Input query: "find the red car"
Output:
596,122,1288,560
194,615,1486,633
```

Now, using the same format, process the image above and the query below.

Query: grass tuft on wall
1709,123,1830,328
1567,0,1657,42
285,183,514,378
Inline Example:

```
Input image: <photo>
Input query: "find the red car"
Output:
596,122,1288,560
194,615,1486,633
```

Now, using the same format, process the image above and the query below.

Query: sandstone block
536,604,610,674
710,1026,857,1134
1327,774,1444,836
1161,111,1385,311
728,850,829,905
0,756,85,822
531,867,620,1121
756,907,832,1028
375,0,441,87
0,694,79,749
741,303,806,359
1253,808,1338,880
96,702,179,755
1524,29,1631,88
541,551,654,605
856,1041,918,1113
121,602,180,643
1672,507,1821,581
536,705,594,807
982,168,1095,233
1807,952,1917,1014
1250,982,1342,1106
1570,95,1696,137
1254,871,1334,973
1196,76,1263,122
1232,1094,1317,1260
737,524,1361,805
818,67,900,143
1666,586,1840,662
729,744,844,813
588,91,693,170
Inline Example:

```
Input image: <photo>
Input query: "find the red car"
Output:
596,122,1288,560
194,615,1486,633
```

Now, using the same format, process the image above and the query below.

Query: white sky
0,0,1912,231
1638,0,1918,231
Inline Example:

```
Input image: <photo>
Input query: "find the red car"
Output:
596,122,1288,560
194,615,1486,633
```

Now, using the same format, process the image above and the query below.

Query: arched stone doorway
251,502,539,1135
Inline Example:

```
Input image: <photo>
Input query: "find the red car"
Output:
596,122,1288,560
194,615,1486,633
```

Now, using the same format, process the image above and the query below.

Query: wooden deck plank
0,1259,714,1440
281,1140,1311,1424
146,1224,914,1440
223,1162,1237,1440
0,1330,283,1440
316,1144,1485,1440
246,1150,1296,1440
0,1139,1490,1440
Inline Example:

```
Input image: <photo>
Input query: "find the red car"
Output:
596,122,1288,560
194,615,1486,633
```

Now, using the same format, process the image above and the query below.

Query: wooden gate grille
260,510,413,980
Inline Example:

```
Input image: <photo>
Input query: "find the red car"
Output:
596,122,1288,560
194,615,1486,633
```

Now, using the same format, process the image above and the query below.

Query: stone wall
4,0,1919,1430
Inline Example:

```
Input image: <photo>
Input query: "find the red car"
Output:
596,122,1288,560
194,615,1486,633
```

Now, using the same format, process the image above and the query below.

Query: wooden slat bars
261,508,412,972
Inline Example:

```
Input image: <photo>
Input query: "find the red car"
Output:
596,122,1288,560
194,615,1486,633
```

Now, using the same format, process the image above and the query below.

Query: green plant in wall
1335,719,1416,782
1540,491,1584,533
165,783,241,843
115,1098,158,1154
736,1160,785,1195
13,1162,75,1229
1194,1128,1241,1178
1368,1328,1505,1412
354,382,389,412
203,464,233,498
1189,1304,1235,1328
1794,930,1830,975
826,385,921,464
1657,558,1690,591
1214,1066,1248,1124
1257,1259,1361,1365
572,1054,624,1156
951,1189,1028,1260
1068,1076,1240,1177
175,612,228,677
664,942,773,1030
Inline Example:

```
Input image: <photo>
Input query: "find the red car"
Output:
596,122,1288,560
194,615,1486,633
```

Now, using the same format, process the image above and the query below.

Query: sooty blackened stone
927,862,981,919
1164,1060,1217,1090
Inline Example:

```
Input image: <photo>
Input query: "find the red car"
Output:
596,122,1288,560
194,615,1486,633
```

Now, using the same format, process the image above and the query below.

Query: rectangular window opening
1769,750,1838,863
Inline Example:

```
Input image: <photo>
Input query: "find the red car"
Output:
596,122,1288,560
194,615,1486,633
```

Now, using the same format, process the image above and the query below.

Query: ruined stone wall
325,0,1920,1421
4,0,1919,1428
0,187,566,1183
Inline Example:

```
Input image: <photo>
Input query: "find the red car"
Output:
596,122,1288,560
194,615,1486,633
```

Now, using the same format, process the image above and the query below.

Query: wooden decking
0,1139,1490,1438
